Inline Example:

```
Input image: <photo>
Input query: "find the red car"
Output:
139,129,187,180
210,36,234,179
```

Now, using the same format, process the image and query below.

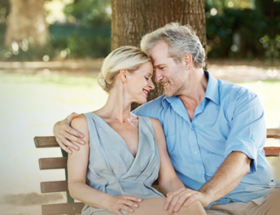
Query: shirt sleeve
224,88,266,174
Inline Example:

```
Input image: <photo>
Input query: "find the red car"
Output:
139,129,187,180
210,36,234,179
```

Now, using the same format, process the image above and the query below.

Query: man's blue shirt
133,71,277,208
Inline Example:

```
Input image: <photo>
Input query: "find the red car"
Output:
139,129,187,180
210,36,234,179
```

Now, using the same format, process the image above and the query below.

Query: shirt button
194,151,198,155
199,170,203,174
191,127,194,131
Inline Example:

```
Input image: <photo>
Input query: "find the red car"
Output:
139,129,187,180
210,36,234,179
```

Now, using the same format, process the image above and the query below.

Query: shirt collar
161,71,220,109
204,71,220,105
162,95,176,109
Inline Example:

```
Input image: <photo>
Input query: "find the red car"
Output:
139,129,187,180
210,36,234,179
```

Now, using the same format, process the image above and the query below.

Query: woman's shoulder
149,118,166,147
149,117,160,125
71,114,90,144
71,114,88,130
149,117,163,133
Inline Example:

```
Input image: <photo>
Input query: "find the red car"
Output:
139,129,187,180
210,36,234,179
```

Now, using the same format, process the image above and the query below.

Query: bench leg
61,149,75,215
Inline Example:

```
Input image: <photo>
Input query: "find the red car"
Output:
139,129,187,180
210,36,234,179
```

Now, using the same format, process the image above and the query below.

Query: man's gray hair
140,23,205,68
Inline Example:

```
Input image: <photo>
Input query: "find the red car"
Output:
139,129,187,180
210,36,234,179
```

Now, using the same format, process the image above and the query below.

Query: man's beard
164,84,183,97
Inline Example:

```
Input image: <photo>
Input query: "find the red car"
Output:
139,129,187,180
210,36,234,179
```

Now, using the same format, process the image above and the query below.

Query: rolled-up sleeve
224,89,266,174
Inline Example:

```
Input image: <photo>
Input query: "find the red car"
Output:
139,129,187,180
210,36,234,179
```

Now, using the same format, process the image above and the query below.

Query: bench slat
34,128,280,149
34,136,59,148
42,202,84,215
39,157,67,170
34,129,280,148
41,181,68,193
264,146,280,157
267,128,280,139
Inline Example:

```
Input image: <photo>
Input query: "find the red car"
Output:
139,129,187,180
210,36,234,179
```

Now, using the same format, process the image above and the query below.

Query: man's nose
155,70,163,83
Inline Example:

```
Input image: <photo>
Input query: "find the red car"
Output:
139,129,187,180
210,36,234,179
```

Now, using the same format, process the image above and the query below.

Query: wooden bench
34,128,280,215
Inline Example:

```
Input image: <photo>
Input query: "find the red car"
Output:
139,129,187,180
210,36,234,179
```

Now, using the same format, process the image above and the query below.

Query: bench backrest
34,136,84,215
34,128,280,215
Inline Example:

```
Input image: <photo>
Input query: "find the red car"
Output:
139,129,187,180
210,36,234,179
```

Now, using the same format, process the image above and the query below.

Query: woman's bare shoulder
71,114,87,128
71,114,89,142
149,117,162,129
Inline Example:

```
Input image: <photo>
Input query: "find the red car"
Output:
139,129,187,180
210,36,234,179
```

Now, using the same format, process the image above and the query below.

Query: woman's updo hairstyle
97,46,151,93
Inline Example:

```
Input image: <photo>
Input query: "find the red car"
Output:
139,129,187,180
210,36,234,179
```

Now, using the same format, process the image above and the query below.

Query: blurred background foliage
0,0,279,62
0,0,111,61
205,0,280,64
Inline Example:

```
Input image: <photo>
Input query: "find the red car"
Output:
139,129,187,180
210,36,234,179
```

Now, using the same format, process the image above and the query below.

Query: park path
0,58,280,81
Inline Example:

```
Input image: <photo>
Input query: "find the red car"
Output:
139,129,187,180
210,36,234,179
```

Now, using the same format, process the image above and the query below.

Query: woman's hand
107,195,142,215
164,187,211,214
53,112,85,154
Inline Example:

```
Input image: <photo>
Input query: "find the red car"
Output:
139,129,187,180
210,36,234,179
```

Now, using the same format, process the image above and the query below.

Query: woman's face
126,61,155,104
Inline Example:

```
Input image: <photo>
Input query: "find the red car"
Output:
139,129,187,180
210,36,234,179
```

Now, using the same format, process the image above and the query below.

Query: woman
68,46,206,215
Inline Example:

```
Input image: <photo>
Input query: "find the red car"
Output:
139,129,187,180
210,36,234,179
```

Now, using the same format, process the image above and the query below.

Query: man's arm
166,89,264,213
53,112,85,154
166,151,250,213
198,151,251,202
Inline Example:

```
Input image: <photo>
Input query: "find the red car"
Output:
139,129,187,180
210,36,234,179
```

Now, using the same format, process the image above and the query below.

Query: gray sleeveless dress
82,112,164,215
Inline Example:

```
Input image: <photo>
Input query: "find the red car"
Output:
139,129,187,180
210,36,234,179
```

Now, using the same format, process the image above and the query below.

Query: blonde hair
140,22,205,68
98,46,151,92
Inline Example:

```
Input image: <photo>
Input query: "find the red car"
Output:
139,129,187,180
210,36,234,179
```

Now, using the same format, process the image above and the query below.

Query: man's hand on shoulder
164,188,212,214
53,112,85,154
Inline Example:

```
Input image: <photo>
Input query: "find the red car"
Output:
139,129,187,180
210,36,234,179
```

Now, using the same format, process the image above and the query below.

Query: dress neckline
89,112,141,158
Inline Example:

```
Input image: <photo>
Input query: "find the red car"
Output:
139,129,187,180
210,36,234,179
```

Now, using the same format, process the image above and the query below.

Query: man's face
149,40,187,97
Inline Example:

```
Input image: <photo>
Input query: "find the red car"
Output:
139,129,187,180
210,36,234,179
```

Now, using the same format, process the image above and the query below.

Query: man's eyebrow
153,63,166,68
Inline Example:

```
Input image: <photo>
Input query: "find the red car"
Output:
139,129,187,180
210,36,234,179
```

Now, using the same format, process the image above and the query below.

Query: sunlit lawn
237,80,280,132
0,72,279,198
0,73,108,198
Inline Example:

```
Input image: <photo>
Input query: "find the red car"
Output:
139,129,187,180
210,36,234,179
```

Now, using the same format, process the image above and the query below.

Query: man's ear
183,53,193,70
119,69,128,83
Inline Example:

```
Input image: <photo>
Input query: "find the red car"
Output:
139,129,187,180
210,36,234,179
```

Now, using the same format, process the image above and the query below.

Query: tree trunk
5,0,49,47
111,0,206,109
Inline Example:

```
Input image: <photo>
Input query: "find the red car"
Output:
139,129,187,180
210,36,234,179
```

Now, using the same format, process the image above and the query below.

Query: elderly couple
53,23,278,215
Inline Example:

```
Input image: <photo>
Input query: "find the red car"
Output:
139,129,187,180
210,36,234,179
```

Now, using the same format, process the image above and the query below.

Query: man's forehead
150,53,173,68
149,51,162,61
150,40,168,54
149,41,171,64
150,52,167,66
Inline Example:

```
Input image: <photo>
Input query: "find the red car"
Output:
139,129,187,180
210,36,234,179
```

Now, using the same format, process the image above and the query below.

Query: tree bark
5,0,49,47
111,0,206,108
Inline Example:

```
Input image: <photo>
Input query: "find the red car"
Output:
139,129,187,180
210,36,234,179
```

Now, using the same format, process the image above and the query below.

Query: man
53,23,278,214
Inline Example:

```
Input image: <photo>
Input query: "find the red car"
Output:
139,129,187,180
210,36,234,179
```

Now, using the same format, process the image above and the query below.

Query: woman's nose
149,79,155,90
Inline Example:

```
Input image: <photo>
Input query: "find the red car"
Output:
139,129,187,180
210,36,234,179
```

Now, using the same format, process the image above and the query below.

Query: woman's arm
150,118,185,193
151,118,204,214
68,115,141,215
67,114,109,207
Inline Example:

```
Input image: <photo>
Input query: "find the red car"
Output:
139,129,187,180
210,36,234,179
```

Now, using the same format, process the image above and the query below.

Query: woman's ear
119,69,128,83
